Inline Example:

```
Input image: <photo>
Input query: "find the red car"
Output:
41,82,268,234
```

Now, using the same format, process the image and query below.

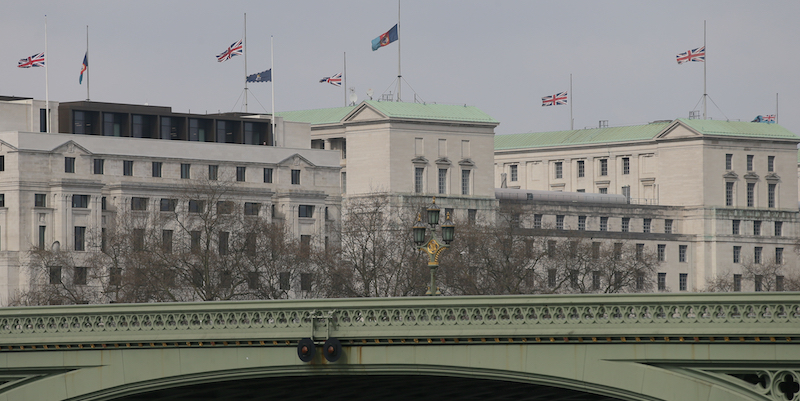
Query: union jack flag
319,73,342,87
764,115,776,123
542,91,568,106
18,52,45,68
216,40,243,62
676,46,705,64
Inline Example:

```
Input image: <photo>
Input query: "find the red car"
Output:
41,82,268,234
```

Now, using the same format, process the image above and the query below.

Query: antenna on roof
349,88,358,106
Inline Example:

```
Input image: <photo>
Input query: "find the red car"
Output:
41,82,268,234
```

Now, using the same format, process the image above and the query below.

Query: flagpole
703,20,707,120
271,35,275,146
86,25,90,101
396,0,401,102
776,93,779,124
343,52,347,106
244,13,248,113
570,74,573,130
45,15,50,133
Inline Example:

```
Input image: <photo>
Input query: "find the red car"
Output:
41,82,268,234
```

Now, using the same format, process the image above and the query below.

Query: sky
2,0,799,136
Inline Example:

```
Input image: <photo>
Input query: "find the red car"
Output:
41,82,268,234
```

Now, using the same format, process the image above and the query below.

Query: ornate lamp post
413,197,455,296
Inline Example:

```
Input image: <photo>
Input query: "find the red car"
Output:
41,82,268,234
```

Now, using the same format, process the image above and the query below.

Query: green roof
495,122,670,150
278,100,498,126
677,118,799,139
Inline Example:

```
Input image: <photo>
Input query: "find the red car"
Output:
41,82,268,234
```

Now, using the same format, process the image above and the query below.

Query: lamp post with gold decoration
413,197,455,296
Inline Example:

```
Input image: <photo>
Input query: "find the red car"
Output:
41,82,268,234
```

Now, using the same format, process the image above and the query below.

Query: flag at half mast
217,40,243,62
371,24,398,51
319,73,342,87
246,69,271,83
18,52,45,68
676,46,705,64
542,91,568,106
79,52,88,84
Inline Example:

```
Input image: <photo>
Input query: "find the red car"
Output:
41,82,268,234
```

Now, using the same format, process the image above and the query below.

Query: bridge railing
0,293,798,346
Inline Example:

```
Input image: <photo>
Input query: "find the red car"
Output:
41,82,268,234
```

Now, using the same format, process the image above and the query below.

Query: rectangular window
768,183,776,208
35,193,47,207
244,202,260,216
510,165,518,181
152,161,162,177
613,243,623,260
754,275,763,292
160,198,177,212
208,165,218,180
599,159,608,176
658,244,666,262
468,209,477,224
678,245,687,263
438,168,447,194
39,226,46,250
599,187,608,194
461,169,470,195
725,154,733,170
299,205,314,218
754,246,763,264
733,274,742,292
132,229,145,251
547,269,557,287
301,273,313,291
236,166,246,182
74,226,86,251
291,169,301,185
592,271,601,290
414,167,424,193
679,273,687,291
664,219,673,234
40,109,47,132
131,197,148,211
263,167,273,183
577,160,585,177
775,221,782,236
754,220,761,236
643,218,651,233
65,157,76,173
621,217,630,232
181,163,191,179
162,230,173,253
102,197,107,210
636,243,644,260
733,246,741,263
49,266,62,285
72,195,89,208
74,267,87,285
93,159,104,174
578,216,586,231
556,215,564,230
768,155,775,172
245,233,256,256
592,242,600,259
726,182,734,206
190,231,201,251
279,272,291,290
123,160,133,176
776,247,784,264
188,200,205,213
554,162,563,179
658,273,667,291
622,157,630,175
217,201,233,215
732,220,740,235
600,217,608,231
747,154,754,171
777,275,785,292
300,235,312,255
533,214,542,229
747,182,755,207
218,232,229,255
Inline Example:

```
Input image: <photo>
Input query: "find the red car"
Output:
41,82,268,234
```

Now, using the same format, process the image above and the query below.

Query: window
74,267,87,285
658,273,667,291
181,163,191,179
263,167,273,183
613,243,622,259
65,157,75,173
160,198,177,212
190,231,201,251
510,165,518,181
217,201,233,215
218,232,229,255
35,193,47,207
162,230,173,253
768,155,775,172
131,197,148,211
768,183,776,208
592,271,601,290
678,245,687,263
592,242,600,259
578,216,586,231
299,205,314,218
188,200,205,213
732,220,740,235
236,166,246,182
754,246,763,264
746,154,754,171
547,269,557,287
300,235,311,255
72,195,89,208
600,217,608,231
725,154,733,170
643,218,651,233
547,240,556,257
468,209,477,224
279,272,291,290
657,244,666,262
679,273,687,291
599,187,608,194
622,157,630,175
301,273,313,291
247,272,259,290
39,226,46,250
49,266,62,285
461,170,470,195
664,219,673,234
754,275,763,292
776,247,784,264
244,233,256,256
636,243,644,260
74,226,86,251
733,246,741,263
747,182,755,207
341,171,347,193
93,159,104,174
123,160,133,176
725,182,734,206
291,169,301,185
554,215,564,230
775,221,782,236
438,168,447,194
152,162,162,177
133,229,144,251
621,217,630,232
733,274,742,292
577,160,585,177
777,275,785,292
533,214,542,229
754,221,761,236
414,167,424,193
599,159,608,176
208,165,218,180
244,202,260,216
636,272,645,291
554,162,563,179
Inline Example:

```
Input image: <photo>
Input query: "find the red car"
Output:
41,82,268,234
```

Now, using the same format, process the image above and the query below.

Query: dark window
577,160,585,177
279,272,291,290
556,215,564,230
592,242,600,259
93,159,104,174
747,182,755,207
547,269,557,287
733,274,742,292
768,155,775,172
188,200,205,213
72,195,89,208
554,162,563,179
74,226,86,251
133,229,145,251
533,214,542,229
208,165,218,180
754,275,763,292
181,163,191,179
578,216,586,231
461,169,470,195
621,217,630,232
747,154,754,171
438,168,447,194
217,201,234,215
678,245,687,263
123,160,133,176
725,154,732,170
291,169,301,185
754,246,762,264
636,272,644,290
775,221,783,236
622,157,630,175
160,198,177,212
247,271,259,290
190,231,201,251
414,167,424,193
131,197,148,211
74,267,87,285
236,166,246,182
244,202,260,216
0,194,4,208
299,205,314,218
732,220,740,235
592,271,600,290
510,165,518,181
35,193,47,207
40,108,47,132
218,232,229,255
101,196,106,210
65,157,75,173
468,209,477,224
301,273,312,291
777,275,785,292
733,246,741,263
341,171,347,193
49,266,61,284
636,243,644,260
600,217,608,231
599,187,608,194
110,268,122,286
657,244,666,262
754,221,761,236
658,273,666,291
152,162,162,177
768,183,776,208
726,182,734,206
38,226,46,250
244,232,256,256
162,230,173,253
643,218,651,233
263,167,273,183
613,243,622,260
776,247,784,264
679,273,687,291
664,219,673,234
599,159,608,176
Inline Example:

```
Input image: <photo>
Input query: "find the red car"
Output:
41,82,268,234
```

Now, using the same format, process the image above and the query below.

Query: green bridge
0,293,798,401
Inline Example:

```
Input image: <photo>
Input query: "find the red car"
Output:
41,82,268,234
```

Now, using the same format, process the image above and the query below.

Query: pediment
343,103,387,123
765,172,781,181
276,153,316,168
656,120,702,140
744,172,759,181
411,156,429,164
51,140,92,155
723,171,738,180
458,158,475,167
435,157,451,165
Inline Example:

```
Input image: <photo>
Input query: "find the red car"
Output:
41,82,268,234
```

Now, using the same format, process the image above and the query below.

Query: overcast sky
2,1,799,136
